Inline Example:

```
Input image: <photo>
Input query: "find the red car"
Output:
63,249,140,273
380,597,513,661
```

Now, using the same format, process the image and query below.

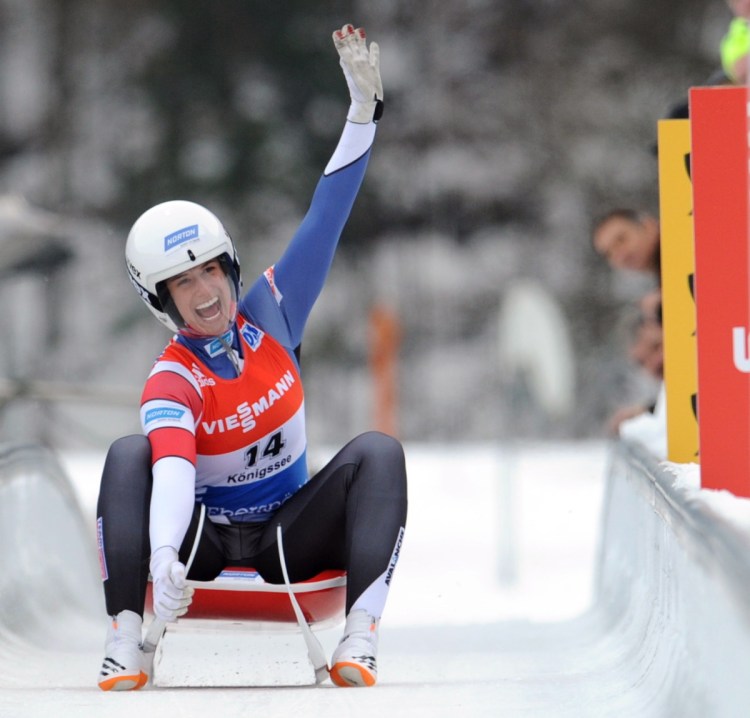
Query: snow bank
597,441,750,716
0,443,102,683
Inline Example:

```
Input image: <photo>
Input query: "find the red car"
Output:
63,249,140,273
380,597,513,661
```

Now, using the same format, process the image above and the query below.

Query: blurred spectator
628,314,664,382
591,208,660,277
592,208,666,454
608,310,667,459
721,0,750,84
606,309,664,437
638,287,662,324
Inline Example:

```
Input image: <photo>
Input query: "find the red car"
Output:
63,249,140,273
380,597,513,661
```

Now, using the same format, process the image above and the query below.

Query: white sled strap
276,523,330,684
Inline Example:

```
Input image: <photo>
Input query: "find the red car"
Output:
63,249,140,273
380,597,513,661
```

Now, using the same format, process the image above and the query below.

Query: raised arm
240,24,383,348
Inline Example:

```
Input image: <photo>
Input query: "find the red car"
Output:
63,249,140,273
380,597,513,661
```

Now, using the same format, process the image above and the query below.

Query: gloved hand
333,24,383,124
150,546,194,622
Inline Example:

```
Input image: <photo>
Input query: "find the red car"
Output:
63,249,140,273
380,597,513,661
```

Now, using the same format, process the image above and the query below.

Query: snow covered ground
0,440,609,717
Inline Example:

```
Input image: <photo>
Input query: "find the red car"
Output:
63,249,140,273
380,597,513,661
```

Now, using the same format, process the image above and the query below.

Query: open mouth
195,297,222,321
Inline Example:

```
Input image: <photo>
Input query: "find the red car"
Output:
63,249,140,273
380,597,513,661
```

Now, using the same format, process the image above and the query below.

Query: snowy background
0,0,728,450
3,4,750,713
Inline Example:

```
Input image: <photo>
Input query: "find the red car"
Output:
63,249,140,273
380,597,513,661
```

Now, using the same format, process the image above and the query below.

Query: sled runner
143,525,346,687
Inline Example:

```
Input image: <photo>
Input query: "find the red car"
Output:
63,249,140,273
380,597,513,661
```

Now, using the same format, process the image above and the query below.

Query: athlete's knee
357,431,407,489
352,430,401,461
101,435,152,495
108,434,150,463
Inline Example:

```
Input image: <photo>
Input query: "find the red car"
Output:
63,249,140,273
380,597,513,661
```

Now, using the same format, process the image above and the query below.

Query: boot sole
330,661,376,687
98,671,148,691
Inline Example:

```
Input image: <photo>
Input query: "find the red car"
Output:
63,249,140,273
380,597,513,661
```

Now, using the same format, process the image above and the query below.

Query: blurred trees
0,0,730,444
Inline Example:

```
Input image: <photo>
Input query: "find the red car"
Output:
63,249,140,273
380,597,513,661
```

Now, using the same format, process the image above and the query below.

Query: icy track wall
598,441,750,716
0,443,102,676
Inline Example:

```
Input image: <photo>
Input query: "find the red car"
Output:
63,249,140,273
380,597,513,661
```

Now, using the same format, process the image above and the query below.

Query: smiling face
165,258,236,336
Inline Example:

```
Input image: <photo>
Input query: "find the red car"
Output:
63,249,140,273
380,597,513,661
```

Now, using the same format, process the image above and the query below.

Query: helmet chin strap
217,331,243,377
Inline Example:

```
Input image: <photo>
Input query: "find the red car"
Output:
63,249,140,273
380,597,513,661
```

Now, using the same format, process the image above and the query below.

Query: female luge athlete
96,23,407,691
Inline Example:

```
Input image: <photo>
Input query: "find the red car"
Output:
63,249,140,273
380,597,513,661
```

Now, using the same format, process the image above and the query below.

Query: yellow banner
657,119,698,462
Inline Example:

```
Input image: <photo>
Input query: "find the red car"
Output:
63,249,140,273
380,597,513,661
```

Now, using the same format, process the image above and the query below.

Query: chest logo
200,370,297,435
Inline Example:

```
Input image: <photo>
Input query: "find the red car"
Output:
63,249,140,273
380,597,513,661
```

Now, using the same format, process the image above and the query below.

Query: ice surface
0,440,608,717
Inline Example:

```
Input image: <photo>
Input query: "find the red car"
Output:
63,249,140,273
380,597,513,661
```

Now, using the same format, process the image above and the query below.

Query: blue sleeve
239,149,370,349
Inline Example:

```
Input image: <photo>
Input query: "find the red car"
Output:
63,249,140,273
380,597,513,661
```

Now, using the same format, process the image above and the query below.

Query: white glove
333,24,383,124
150,546,194,622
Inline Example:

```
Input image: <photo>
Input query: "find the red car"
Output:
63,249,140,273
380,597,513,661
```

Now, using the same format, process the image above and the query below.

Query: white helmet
126,200,242,334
